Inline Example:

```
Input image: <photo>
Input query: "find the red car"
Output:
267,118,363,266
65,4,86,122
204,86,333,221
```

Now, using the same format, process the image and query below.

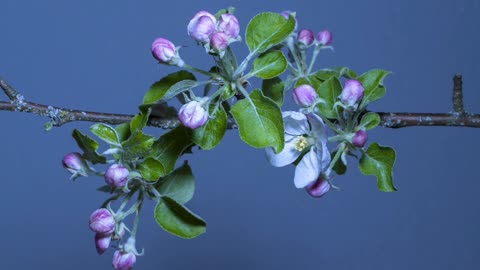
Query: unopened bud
187,11,217,43
306,177,331,198
340,80,364,106
218,14,240,40
104,164,129,188
89,208,115,235
151,38,178,65
210,32,229,54
95,233,112,255
297,29,314,47
112,250,136,270
316,30,332,46
352,130,368,148
179,100,209,129
62,152,89,176
293,84,318,107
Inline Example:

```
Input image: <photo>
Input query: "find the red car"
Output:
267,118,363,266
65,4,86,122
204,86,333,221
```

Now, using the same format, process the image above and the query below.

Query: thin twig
452,74,465,115
0,75,20,101
1,74,479,129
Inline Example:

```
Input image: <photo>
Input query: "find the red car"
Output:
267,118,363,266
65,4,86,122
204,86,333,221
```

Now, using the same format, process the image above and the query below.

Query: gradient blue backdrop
1,0,479,269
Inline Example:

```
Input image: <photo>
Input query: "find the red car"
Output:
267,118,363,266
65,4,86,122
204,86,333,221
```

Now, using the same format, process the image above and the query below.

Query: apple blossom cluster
63,7,396,269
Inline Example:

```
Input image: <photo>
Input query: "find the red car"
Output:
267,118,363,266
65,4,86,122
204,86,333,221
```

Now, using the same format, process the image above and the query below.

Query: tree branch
1,74,479,129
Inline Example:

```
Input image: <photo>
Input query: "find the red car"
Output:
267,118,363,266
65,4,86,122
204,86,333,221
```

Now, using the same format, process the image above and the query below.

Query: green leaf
363,85,386,108
296,75,323,91
115,123,131,143
316,77,343,119
153,126,193,174
246,12,296,54
192,106,227,150
251,50,287,79
359,143,397,192
221,83,236,100
331,67,358,79
138,157,165,182
313,69,338,81
130,108,151,133
72,129,106,164
161,79,198,101
359,69,390,107
154,196,206,239
262,77,284,106
231,89,284,152
332,151,347,175
359,112,381,130
143,71,196,104
156,162,195,204
121,131,155,161
90,123,120,146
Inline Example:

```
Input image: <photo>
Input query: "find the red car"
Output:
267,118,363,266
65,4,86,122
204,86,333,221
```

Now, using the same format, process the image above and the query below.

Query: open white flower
266,111,331,188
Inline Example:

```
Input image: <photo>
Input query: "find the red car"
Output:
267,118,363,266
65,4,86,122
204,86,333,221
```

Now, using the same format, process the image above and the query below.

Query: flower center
295,136,309,152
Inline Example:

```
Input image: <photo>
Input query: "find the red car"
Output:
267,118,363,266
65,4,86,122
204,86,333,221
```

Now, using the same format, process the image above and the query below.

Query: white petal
294,148,321,188
315,143,331,171
283,111,309,136
306,113,327,141
265,138,301,167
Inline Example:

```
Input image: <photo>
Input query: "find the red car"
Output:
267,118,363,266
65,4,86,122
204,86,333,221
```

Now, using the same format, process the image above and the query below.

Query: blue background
1,0,480,269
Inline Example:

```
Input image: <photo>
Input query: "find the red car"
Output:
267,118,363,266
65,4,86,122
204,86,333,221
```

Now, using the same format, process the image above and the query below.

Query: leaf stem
183,64,221,79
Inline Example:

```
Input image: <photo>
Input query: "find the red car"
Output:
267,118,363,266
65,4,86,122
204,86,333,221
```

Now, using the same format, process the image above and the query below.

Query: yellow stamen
295,137,309,151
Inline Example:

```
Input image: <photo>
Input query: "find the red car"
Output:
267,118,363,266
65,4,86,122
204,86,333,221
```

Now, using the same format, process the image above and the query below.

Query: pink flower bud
306,177,331,198
179,100,209,129
218,14,240,40
187,11,217,43
340,80,364,106
293,84,318,107
89,208,115,234
151,38,176,63
104,164,129,188
95,233,112,255
352,130,368,148
210,32,229,53
112,250,136,270
316,30,332,46
297,29,314,47
62,152,88,176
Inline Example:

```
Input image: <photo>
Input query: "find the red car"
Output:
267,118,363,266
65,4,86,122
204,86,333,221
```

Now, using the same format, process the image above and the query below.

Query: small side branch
1,74,479,129
0,75,19,101
452,74,465,115
377,112,480,128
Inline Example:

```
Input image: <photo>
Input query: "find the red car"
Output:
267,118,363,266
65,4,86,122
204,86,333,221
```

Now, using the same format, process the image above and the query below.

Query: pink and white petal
266,139,301,167
283,111,309,136
294,148,321,188
306,113,327,141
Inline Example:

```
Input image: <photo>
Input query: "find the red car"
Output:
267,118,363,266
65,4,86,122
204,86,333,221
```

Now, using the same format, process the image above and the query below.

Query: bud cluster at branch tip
187,10,240,56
